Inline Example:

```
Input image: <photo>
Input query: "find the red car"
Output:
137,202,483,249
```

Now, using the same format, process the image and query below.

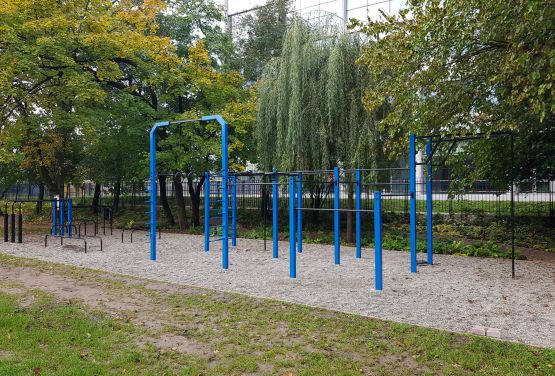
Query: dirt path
0,263,213,356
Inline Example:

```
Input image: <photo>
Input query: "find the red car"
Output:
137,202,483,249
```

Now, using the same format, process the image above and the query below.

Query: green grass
0,254,554,375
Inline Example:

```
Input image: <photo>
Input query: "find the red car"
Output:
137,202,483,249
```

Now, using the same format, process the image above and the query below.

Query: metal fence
2,176,554,217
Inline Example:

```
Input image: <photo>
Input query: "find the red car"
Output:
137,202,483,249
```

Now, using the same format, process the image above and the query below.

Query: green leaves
355,0,554,183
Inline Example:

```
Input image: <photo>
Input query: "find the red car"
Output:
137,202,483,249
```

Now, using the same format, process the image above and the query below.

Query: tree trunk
113,179,122,211
346,183,354,243
35,183,45,214
92,183,101,214
173,174,189,230
159,175,175,226
188,176,205,228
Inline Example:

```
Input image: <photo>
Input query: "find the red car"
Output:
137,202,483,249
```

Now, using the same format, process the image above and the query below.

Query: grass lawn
0,254,553,375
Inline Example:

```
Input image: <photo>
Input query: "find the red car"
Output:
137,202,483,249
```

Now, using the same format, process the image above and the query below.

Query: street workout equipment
149,115,230,264
149,117,516,290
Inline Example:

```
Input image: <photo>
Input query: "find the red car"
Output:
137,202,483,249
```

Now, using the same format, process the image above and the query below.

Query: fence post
409,133,417,273
356,169,361,259
334,166,340,265
272,169,279,258
204,172,210,252
289,177,296,278
426,138,433,265
297,173,302,253
374,191,383,291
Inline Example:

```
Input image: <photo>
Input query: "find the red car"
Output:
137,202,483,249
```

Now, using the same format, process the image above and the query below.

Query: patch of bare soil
0,264,211,356
518,248,555,263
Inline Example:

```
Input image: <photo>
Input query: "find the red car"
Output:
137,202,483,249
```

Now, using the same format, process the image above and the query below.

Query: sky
214,0,406,23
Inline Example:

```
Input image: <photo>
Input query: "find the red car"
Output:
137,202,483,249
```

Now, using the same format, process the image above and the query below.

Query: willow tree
256,18,385,240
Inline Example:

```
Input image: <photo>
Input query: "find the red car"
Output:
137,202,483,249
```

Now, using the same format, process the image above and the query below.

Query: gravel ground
1,232,554,348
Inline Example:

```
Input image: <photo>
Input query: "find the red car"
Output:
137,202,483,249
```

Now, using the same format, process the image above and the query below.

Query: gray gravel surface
1,232,554,348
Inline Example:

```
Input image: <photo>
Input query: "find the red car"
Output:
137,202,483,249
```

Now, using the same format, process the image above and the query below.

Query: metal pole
10,210,15,243
60,199,65,237
426,138,433,265
511,133,515,278
374,191,383,291
17,210,22,243
297,173,302,253
334,166,340,264
272,169,279,258
355,169,361,259
3,210,8,242
409,133,417,273
289,177,296,278
204,172,210,252
150,121,170,261
232,175,237,247
68,198,73,238
52,199,58,236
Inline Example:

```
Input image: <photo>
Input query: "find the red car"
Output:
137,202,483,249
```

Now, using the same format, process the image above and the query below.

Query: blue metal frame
67,199,73,238
374,191,383,291
289,177,296,278
297,173,302,253
150,115,229,265
426,138,433,265
355,169,361,259
409,133,417,273
60,199,65,236
231,175,237,247
334,166,340,265
52,199,58,236
149,121,170,261
204,172,210,252
272,169,279,258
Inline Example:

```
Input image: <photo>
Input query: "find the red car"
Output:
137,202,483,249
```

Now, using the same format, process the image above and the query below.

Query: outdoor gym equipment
51,198,73,238
411,131,516,278
2,199,56,244
149,115,230,265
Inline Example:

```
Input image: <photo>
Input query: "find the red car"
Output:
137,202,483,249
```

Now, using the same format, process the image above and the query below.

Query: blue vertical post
334,166,340,265
289,177,296,278
374,191,383,291
272,169,279,258
150,121,170,261
297,173,302,253
204,172,210,252
426,138,433,265
60,199,65,236
202,115,230,270
355,169,361,259
52,199,58,236
409,133,417,273
67,198,73,238
231,175,237,247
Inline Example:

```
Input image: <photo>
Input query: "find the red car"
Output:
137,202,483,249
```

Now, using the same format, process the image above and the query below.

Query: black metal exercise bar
45,234,88,253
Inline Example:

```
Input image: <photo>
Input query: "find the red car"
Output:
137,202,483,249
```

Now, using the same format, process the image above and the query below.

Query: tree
256,19,386,240
0,0,181,197
157,41,256,228
230,0,293,82
354,0,555,185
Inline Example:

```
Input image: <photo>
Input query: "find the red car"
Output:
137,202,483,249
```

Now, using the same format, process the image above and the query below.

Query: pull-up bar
149,115,230,266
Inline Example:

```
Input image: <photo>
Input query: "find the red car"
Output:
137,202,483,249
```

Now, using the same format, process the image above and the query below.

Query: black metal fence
2,176,554,217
